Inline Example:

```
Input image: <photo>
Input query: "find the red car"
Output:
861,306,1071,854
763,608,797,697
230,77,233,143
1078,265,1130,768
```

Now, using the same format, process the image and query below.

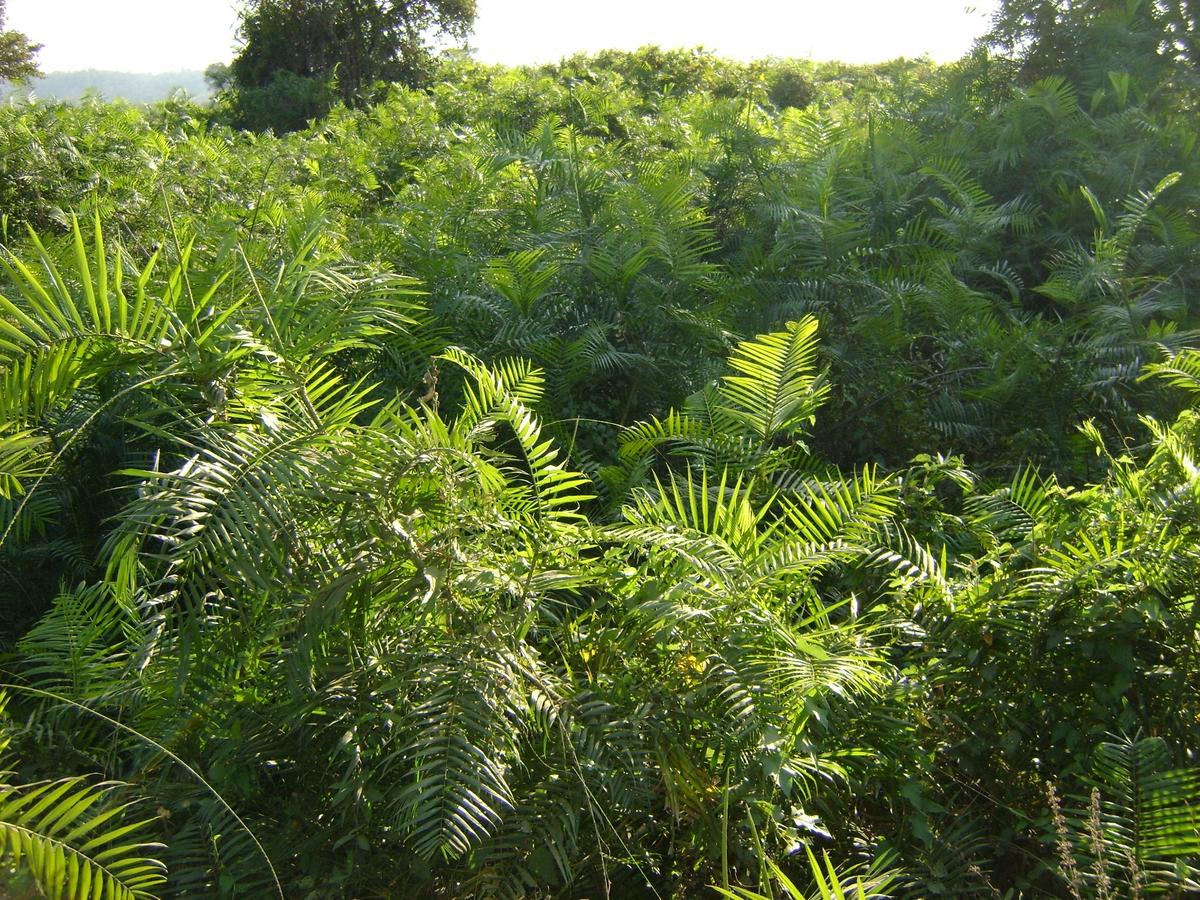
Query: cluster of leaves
0,0,41,84
1,4,1199,897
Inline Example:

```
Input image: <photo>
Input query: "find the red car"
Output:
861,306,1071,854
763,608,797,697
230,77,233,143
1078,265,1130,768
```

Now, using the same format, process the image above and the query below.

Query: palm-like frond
965,465,1059,542
713,846,901,900
718,316,829,443
483,248,560,317
15,583,132,698
776,466,898,546
0,769,166,900
0,215,173,361
1142,348,1200,400
441,347,594,522
0,427,48,500
392,647,519,861
1053,735,1200,894
610,320,832,492
255,226,424,359
611,472,750,588
1089,736,1200,870
105,366,373,607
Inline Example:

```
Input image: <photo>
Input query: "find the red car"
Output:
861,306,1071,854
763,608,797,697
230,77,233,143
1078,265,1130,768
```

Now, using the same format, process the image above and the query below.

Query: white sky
7,0,998,74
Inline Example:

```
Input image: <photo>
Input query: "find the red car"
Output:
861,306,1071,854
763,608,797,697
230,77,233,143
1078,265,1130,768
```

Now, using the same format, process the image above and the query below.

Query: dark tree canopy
984,0,1199,99
231,0,476,102
0,0,41,83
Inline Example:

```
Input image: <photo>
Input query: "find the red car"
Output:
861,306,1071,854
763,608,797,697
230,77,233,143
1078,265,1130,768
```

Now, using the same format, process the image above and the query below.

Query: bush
221,69,337,133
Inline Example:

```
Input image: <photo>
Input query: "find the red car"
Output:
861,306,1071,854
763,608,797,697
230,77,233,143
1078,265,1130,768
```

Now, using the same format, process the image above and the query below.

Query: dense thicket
0,15,1198,899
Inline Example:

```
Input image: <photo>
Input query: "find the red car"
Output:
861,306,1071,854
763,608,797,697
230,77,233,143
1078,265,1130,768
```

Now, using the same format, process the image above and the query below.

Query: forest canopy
0,1,1198,897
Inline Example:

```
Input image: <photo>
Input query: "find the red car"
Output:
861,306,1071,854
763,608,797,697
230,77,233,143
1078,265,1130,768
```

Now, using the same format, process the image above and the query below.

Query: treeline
0,7,1198,899
203,48,934,133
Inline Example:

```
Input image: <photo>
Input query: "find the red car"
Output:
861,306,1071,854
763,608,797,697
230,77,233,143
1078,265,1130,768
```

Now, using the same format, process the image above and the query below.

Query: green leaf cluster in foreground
0,26,1198,900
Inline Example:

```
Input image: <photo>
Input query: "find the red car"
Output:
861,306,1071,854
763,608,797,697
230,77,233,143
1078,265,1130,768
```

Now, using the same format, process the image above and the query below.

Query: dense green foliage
1,8,1199,897
0,702,168,900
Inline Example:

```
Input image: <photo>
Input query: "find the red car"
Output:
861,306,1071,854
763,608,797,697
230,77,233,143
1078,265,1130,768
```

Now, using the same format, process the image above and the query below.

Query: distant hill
1,69,211,104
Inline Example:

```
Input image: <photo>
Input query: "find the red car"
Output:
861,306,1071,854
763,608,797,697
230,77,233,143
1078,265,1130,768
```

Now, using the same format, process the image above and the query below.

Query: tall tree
231,0,476,103
0,0,41,82
984,0,1199,99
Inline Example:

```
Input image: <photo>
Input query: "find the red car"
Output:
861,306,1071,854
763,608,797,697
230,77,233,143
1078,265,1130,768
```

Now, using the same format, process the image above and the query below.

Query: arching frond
1051,735,1200,895
1142,348,1200,400
718,317,829,443
392,647,519,861
0,769,167,900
